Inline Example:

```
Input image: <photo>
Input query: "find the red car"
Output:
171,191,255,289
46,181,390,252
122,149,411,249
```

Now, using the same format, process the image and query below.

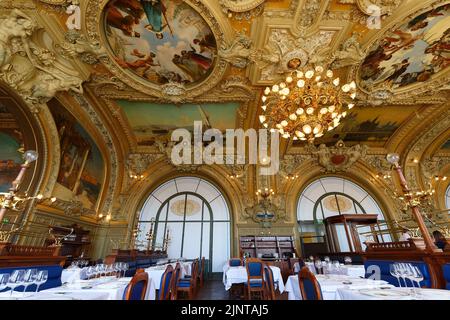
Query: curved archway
137,176,231,272
296,176,392,251
446,185,450,211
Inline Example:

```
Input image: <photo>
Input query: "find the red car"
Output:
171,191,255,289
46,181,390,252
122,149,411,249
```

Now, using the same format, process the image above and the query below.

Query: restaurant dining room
0,0,450,313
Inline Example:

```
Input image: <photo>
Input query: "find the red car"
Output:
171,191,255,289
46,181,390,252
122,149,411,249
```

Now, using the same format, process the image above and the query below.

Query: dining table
299,262,366,278
336,287,450,300
0,276,156,300
222,264,285,292
145,262,191,290
284,273,393,300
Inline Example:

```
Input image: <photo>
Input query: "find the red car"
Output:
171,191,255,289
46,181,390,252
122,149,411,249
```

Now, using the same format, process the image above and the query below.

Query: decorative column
386,154,440,253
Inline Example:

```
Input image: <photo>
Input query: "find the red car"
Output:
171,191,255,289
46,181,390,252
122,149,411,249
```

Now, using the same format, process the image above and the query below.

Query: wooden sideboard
0,242,66,267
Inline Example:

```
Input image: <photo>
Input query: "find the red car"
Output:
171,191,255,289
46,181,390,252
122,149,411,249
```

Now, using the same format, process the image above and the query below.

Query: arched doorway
296,176,392,253
137,177,231,273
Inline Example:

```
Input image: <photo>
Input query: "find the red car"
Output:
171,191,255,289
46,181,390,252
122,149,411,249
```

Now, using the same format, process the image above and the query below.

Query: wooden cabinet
45,224,90,266
239,235,298,260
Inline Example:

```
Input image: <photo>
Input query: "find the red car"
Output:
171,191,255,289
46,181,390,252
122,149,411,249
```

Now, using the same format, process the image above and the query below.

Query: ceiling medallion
259,66,357,142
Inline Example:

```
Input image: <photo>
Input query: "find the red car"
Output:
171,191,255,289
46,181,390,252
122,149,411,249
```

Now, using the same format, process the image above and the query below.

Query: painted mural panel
117,100,240,145
48,103,104,210
0,131,23,193
360,4,450,89
305,106,421,147
104,0,217,86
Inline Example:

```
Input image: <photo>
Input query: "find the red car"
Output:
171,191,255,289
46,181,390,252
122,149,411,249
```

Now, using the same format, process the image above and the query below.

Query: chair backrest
443,263,450,290
123,269,148,300
158,265,174,300
199,257,205,279
171,263,181,300
229,258,242,267
298,266,322,300
246,258,264,287
263,265,276,300
190,260,199,286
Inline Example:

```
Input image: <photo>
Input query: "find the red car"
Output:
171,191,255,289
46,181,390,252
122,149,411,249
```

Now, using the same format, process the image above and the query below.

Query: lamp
259,66,356,142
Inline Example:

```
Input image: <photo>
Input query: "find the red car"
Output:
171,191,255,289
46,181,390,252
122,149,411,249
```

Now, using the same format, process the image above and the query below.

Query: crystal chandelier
259,66,357,142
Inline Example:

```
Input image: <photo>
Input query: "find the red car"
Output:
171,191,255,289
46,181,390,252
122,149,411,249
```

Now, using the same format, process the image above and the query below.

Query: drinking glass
122,263,129,277
314,259,323,274
8,270,26,296
344,256,352,265
85,266,95,280
389,264,402,287
412,266,423,297
324,256,330,263
35,270,48,292
22,269,38,294
0,273,10,292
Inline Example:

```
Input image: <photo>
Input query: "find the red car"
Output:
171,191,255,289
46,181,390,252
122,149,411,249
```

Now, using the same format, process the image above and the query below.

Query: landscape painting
309,106,421,147
0,131,23,193
48,102,104,210
117,100,240,146
360,4,450,89
104,0,217,86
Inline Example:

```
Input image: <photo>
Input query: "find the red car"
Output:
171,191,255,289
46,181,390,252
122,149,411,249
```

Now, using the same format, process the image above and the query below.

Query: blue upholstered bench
443,263,450,290
0,265,63,292
364,260,432,287
125,261,137,277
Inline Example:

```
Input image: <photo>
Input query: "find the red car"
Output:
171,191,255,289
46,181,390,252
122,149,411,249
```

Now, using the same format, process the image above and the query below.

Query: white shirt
399,232,411,241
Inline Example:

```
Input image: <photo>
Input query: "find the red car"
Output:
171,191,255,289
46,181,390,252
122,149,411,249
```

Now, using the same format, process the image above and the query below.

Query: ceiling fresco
103,0,217,86
117,100,240,145
293,105,422,147
360,3,450,90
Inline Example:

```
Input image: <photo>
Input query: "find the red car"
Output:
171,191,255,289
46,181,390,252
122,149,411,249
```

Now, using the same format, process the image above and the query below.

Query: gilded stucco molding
339,0,401,16
0,9,85,111
219,0,265,20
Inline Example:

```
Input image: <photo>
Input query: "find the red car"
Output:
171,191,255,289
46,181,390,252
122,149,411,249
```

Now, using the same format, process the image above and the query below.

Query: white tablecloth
222,265,284,292
145,262,189,290
337,287,450,300
284,274,392,300
0,276,156,300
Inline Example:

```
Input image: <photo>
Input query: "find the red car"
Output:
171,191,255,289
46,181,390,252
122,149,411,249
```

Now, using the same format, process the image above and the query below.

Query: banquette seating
443,263,450,290
364,260,432,287
0,265,62,292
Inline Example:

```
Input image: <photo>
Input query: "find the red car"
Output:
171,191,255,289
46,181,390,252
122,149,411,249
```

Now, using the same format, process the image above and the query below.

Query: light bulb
305,70,314,79
328,105,335,112
259,115,266,123
320,108,328,114
333,78,340,86
350,92,356,99
279,82,286,89
326,70,333,78
313,124,322,134
261,105,267,111
303,125,312,134
306,107,314,115
51,197,57,202
36,194,43,200
342,84,351,92
264,87,270,95
261,96,267,102
315,66,324,73
272,85,279,92
286,76,293,83
281,120,288,127
24,150,38,163
297,80,305,88
386,153,400,165
296,71,304,78
296,108,304,115
348,103,354,109
289,113,297,121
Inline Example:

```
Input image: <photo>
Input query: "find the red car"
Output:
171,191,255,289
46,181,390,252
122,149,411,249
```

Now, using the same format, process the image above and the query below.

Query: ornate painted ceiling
0,0,449,226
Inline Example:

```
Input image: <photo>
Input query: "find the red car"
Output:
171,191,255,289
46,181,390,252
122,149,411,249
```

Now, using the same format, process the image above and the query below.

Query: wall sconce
284,174,299,181
98,212,112,222
129,173,145,180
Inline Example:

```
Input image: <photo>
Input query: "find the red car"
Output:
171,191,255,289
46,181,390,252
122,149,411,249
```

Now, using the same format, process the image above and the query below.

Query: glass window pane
174,177,200,193
167,194,187,221
182,222,202,259
209,196,229,221
343,180,368,203
166,222,183,259
195,180,220,202
320,177,344,193
139,198,161,221
201,222,211,259
152,180,177,202
184,195,204,221
212,222,230,272
297,196,315,221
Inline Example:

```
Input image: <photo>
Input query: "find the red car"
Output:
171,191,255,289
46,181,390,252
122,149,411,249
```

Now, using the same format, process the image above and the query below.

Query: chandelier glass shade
259,66,357,142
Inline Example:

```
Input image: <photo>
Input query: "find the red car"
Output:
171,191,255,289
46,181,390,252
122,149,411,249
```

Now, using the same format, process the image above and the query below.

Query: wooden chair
263,264,276,300
170,262,182,300
229,258,242,267
245,258,265,300
123,269,148,300
158,265,174,300
198,257,205,288
177,260,198,299
298,266,323,300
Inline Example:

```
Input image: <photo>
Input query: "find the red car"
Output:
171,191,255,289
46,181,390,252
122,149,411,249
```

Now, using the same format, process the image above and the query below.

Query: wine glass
389,263,402,287
324,256,330,263
22,269,38,294
314,259,323,274
122,263,129,278
8,270,26,296
85,266,95,280
35,270,48,293
412,266,423,297
344,256,352,265
0,273,10,292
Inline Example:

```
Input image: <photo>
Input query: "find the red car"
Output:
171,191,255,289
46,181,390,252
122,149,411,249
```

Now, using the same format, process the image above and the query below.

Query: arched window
297,177,391,251
137,177,231,272
446,185,450,211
